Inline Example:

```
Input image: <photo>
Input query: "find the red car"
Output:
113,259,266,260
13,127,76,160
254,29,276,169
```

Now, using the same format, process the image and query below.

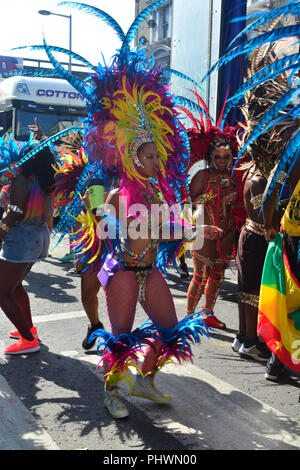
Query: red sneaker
8,326,38,340
202,314,226,329
4,336,40,355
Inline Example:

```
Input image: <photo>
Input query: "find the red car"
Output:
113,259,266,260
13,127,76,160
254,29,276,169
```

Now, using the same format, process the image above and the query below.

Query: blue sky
1,0,135,66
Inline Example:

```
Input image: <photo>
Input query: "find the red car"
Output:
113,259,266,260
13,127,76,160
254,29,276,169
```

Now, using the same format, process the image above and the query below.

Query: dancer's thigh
81,270,101,298
0,260,31,294
191,239,216,269
141,267,177,328
104,270,138,337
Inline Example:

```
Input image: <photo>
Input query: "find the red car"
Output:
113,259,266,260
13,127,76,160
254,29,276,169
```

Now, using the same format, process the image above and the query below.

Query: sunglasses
213,155,231,160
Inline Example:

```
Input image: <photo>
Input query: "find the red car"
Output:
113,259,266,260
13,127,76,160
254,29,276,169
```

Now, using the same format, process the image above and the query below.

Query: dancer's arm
190,170,206,204
262,164,282,242
0,175,29,239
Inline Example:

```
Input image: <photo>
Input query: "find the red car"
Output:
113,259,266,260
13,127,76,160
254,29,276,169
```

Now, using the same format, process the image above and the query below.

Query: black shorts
237,227,268,294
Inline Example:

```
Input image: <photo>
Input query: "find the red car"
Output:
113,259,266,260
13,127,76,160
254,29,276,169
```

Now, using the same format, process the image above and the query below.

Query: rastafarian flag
258,232,300,372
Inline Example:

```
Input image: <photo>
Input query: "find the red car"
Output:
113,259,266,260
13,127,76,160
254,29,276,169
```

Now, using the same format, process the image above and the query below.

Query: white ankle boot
131,375,172,403
104,388,129,419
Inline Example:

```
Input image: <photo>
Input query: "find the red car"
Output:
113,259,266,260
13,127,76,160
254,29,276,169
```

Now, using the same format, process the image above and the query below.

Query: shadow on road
1,340,300,451
0,343,185,451
24,270,78,304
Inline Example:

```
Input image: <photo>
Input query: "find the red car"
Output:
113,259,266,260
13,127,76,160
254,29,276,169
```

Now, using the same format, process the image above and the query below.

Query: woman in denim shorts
0,145,55,355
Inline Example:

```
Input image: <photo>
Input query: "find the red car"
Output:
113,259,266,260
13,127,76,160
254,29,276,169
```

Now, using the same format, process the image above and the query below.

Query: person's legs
245,303,259,341
131,267,177,403
186,253,210,315
102,270,138,386
202,261,226,329
232,299,246,352
81,270,101,324
140,267,178,377
101,270,139,418
235,228,270,360
238,298,271,362
0,260,34,341
13,284,32,328
12,263,34,329
265,352,285,381
202,230,234,329
234,229,247,350
81,269,104,349
178,253,189,279
203,264,225,312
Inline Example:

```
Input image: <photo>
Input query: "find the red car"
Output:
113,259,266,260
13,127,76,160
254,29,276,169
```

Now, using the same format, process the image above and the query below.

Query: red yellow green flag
258,232,300,372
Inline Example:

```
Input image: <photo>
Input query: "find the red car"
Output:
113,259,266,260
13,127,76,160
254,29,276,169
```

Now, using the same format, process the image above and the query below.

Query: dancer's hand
187,225,223,241
264,226,278,242
203,225,223,240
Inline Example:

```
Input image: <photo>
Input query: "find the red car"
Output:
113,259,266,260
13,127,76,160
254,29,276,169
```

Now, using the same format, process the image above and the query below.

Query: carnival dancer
183,96,243,329
234,154,275,361
89,72,222,419
98,139,221,418
0,135,56,354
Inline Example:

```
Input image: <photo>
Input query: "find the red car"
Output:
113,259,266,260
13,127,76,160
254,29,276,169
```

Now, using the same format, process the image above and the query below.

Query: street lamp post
38,10,72,73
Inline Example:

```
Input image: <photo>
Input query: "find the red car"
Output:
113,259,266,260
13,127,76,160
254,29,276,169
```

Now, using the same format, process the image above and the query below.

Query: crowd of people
0,1,299,420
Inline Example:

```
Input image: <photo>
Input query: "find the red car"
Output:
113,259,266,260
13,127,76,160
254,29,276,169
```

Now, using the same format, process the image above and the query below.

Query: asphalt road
0,236,299,452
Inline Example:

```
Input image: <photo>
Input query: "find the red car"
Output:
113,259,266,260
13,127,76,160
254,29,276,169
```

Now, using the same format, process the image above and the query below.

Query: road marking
32,310,86,323
31,296,187,323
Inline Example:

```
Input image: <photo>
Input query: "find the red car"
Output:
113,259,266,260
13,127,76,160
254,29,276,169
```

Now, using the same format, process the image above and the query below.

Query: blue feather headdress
0,130,69,187
0,133,39,188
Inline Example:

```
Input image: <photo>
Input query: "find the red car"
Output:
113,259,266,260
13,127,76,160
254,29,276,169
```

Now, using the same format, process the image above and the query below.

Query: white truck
0,76,86,141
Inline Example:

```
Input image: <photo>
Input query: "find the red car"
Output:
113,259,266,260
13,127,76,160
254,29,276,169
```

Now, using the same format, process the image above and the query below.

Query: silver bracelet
0,220,10,232
7,204,24,214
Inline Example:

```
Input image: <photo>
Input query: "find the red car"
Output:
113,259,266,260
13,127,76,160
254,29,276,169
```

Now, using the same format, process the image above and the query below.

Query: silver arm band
7,204,24,215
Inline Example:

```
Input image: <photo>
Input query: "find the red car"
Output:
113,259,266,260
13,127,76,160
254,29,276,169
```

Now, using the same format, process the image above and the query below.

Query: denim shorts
0,222,50,263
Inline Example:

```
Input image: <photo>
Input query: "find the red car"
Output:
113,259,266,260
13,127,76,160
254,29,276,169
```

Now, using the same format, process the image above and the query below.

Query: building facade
135,0,298,64
135,0,172,68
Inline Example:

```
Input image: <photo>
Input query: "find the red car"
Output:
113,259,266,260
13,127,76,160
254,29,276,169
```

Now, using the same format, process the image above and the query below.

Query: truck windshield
15,108,84,141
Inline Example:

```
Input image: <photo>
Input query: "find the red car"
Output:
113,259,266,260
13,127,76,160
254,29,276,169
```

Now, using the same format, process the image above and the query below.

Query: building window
149,11,157,43
153,46,171,69
149,2,171,43
162,5,170,39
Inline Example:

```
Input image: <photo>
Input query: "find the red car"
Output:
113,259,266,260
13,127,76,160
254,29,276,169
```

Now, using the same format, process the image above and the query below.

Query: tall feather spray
203,1,300,195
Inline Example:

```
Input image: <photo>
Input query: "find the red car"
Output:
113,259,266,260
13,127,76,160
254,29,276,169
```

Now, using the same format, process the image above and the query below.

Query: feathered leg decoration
147,313,211,375
88,322,157,390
